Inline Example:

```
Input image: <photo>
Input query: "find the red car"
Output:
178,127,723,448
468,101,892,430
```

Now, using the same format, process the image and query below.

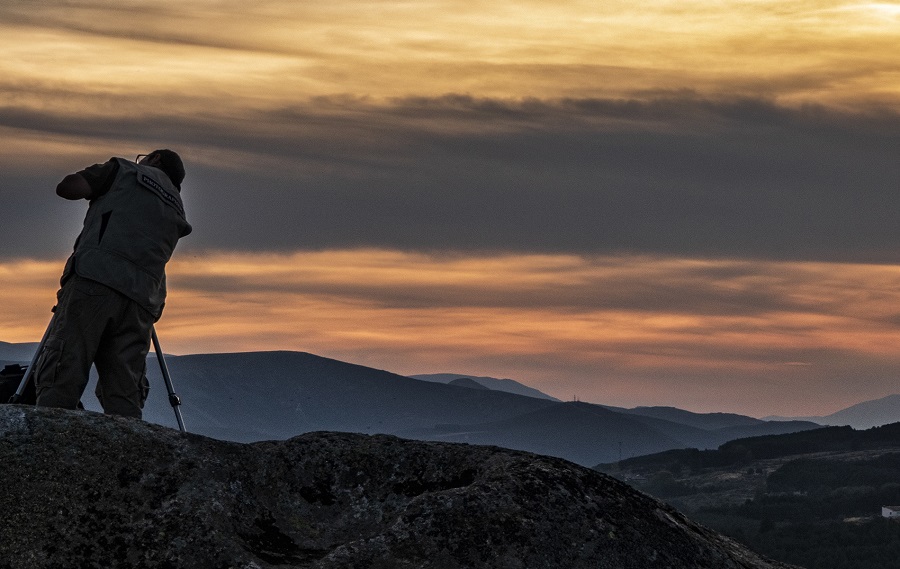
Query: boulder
0,406,795,568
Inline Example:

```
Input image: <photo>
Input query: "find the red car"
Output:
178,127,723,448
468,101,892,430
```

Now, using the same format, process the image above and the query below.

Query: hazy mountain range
410,373,561,401
0,341,40,363
0,341,830,465
764,394,900,430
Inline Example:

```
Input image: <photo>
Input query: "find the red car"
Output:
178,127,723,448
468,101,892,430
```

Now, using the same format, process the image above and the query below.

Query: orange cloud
1,0,897,115
6,251,900,416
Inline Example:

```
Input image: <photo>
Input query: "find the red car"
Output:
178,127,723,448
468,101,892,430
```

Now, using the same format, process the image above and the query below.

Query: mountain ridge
765,393,900,429
410,372,560,401
1,344,819,466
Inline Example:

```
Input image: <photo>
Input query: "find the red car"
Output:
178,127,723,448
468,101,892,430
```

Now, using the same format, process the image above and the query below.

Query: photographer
33,150,192,418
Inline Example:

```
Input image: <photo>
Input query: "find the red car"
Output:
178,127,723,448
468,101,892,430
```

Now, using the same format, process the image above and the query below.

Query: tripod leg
151,326,186,433
10,308,56,404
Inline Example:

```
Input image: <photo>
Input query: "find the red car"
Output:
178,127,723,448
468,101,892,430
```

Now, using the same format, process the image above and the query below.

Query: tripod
11,312,187,433
151,326,186,432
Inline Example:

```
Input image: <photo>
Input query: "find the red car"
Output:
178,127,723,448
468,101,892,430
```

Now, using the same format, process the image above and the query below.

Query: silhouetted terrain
601,423,900,569
1,344,818,466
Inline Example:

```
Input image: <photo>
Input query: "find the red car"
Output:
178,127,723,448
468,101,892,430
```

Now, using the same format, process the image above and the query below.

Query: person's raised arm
56,173,93,200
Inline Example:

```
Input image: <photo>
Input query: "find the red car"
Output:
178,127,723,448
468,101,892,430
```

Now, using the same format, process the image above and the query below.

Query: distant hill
601,421,900,569
765,393,900,430
400,399,820,467
600,422,900,472
822,395,900,428
410,373,560,401
0,341,39,363
612,405,763,430
2,344,817,466
447,377,490,390
399,401,686,466
141,351,559,443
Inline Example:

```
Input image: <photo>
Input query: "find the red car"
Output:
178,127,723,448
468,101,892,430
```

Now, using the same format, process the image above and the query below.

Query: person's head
139,149,185,191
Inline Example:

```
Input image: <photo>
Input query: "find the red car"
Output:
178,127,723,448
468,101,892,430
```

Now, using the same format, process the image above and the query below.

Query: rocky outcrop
0,406,796,569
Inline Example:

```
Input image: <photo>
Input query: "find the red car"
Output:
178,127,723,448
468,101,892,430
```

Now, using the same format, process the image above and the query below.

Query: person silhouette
33,150,192,418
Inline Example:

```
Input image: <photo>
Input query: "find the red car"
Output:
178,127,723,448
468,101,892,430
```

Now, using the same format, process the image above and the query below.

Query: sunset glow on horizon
2,0,899,417
6,251,900,416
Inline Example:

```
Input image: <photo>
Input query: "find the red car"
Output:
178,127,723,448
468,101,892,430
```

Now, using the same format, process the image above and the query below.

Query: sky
1,0,900,417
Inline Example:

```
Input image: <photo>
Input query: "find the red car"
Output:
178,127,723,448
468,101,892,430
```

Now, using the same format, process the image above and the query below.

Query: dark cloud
0,172,85,259
3,93,900,262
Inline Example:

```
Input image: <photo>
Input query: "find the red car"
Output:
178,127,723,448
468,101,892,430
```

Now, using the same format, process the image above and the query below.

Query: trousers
34,275,153,418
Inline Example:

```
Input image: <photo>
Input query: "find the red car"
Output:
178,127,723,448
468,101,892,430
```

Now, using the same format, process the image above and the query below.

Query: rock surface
0,406,796,569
